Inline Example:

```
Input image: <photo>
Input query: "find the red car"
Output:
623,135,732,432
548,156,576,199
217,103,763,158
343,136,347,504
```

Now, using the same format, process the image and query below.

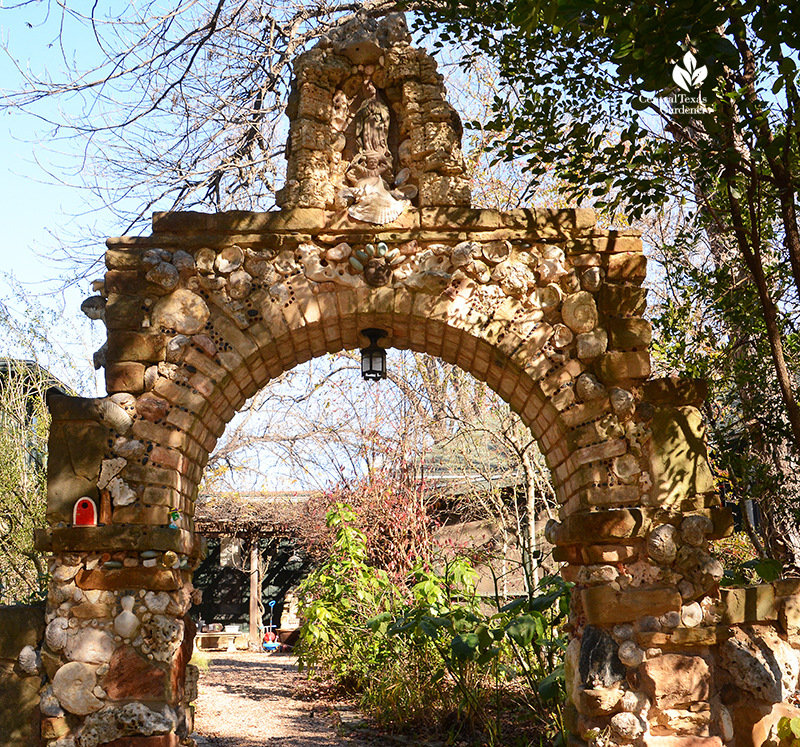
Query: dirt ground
189,651,383,747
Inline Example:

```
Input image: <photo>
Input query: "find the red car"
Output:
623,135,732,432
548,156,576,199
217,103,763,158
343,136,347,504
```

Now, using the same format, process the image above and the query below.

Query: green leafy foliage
777,715,800,745
296,504,571,744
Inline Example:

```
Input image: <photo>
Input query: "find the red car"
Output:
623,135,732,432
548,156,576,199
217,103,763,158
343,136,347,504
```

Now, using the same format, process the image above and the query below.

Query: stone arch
32,13,800,747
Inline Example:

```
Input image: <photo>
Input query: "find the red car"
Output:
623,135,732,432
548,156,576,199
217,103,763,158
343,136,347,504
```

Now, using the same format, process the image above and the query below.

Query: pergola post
249,535,261,650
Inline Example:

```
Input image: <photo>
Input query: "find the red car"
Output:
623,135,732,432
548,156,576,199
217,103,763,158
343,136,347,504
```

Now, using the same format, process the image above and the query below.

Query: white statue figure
340,151,409,224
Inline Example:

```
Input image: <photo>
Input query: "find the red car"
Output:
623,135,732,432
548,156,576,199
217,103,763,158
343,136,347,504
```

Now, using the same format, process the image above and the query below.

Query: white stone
144,591,171,615
151,289,210,335
114,596,140,639
18,645,41,675
610,712,644,739
681,602,703,628
97,458,127,490
52,662,103,716
65,628,115,664
108,477,136,507
325,242,352,261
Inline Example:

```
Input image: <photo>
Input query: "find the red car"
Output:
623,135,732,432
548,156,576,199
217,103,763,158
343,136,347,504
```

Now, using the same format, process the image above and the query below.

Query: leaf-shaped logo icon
692,65,708,87
673,65,693,92
672,51,708,91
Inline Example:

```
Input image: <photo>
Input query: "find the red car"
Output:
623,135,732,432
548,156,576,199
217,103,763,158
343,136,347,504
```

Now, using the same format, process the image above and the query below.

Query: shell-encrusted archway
33,13,800,747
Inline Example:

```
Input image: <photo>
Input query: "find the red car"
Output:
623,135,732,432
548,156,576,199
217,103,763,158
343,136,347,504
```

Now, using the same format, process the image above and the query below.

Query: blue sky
0,4,123,392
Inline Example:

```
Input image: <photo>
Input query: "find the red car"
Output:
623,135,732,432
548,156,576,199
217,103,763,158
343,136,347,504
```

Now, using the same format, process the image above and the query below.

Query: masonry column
36,393,203,746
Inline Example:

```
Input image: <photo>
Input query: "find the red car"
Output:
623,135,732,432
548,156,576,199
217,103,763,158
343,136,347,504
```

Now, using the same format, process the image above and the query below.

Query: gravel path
189,651,361,747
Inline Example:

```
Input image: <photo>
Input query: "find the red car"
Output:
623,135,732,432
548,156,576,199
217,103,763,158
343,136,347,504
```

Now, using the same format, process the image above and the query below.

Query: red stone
639,654,710,710
169,614,196,702
101,736,179,747
103,646,167,701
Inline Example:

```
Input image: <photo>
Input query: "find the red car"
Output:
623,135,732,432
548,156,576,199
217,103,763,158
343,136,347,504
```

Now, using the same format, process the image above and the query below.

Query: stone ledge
582,585,681,625
546,506,734,546
637,625,734,650
34,525,205,557
75,568,186,591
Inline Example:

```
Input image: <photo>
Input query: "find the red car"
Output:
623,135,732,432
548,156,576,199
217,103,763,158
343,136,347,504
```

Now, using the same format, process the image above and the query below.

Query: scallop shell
215,245,244,274
562,291,598,333
97,399,133,435
348,193,407,225
46,618,69,651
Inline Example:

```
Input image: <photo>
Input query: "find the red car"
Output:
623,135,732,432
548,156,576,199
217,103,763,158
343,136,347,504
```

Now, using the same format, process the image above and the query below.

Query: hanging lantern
360,328,387,381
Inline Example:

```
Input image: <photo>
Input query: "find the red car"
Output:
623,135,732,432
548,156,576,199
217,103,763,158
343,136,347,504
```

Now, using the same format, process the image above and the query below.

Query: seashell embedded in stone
609,388,636,419
109,392,137,414
647,523,678,564
451,241,478,267
581,266,603,292
536,253,569,284
551,324,574,348
97,400,133,435
681,514,713,547
274,249,300,276
481,240,511,263
151,289,210,336
145,262,179,290
143,365,159,391
618,640,645,668
228,269,253,300
562,291,598,333
215,245,244,274
613,453,640,483
52,662,103,716
392,183,418,200
394,167,411,186
348,191,407,225
171,249,196,276
195,248,216,274
46,618,69,651
269,283,290,304
575,373,606,402
537,283,563,310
